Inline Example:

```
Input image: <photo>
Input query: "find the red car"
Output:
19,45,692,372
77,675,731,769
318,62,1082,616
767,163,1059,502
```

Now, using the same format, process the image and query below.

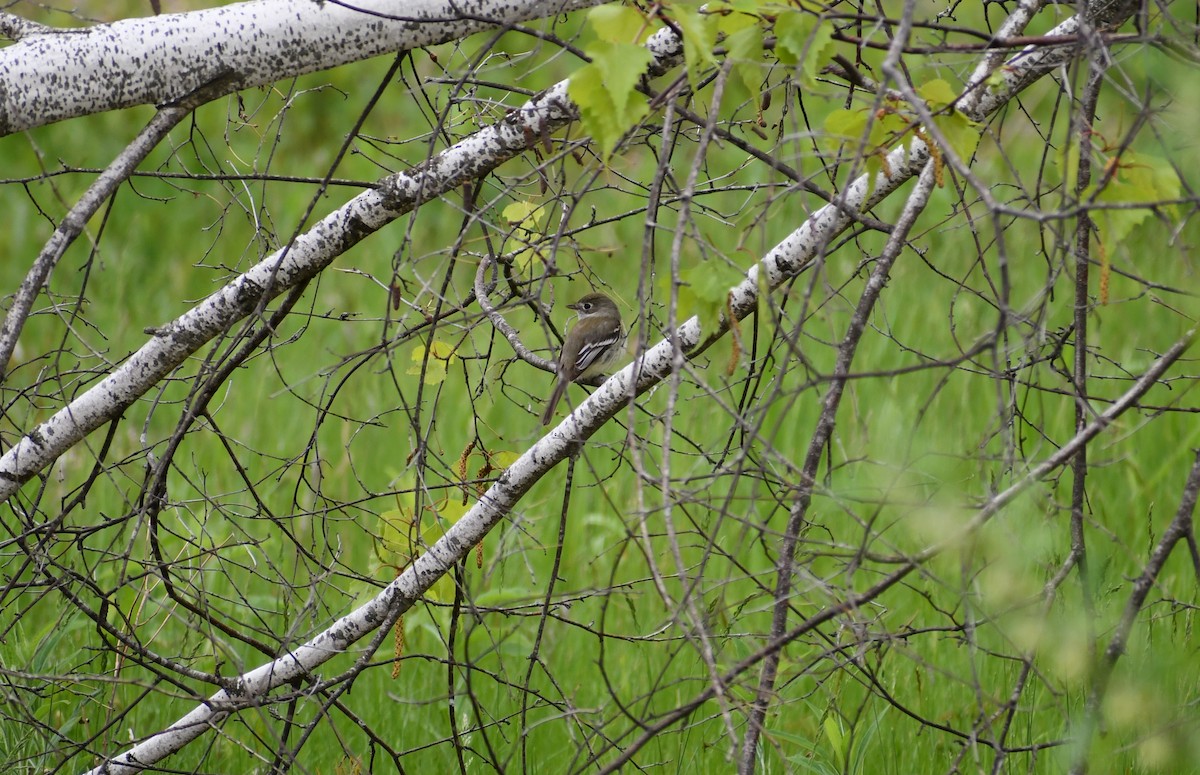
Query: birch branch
0,0,604,136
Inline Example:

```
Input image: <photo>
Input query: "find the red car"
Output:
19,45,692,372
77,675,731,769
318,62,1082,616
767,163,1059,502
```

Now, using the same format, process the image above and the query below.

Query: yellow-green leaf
870,108,910,149
377,505,459,602
672,5,718,87
569,41,653,159
491,450,521,468
407,341,457,384
433,497,469,524
713,0,767,17
724,23,764,100
503,200,539,225
378,507,417,558
773,10,834,88
588,4,651,44
502,200,545,273
864,153,887,193
677,261,742,335
931,110,979,161
1147,154,1182,205
824,108,867,140
715,6,758,35
917,78,958,107
1075,151,1182,296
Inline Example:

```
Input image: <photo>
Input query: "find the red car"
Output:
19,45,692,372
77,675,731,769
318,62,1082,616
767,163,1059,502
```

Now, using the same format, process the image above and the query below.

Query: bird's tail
541,378,568,425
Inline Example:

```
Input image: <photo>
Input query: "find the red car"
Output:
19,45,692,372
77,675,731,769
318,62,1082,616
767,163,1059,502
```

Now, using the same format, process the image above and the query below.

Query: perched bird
541,292,625,425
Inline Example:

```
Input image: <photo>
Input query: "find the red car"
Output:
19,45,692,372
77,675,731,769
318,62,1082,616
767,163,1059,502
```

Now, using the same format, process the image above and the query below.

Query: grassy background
1,1,1198,773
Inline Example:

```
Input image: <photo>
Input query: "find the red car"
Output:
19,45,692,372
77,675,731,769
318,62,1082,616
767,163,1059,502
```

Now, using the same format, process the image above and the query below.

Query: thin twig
1069,54,1107,675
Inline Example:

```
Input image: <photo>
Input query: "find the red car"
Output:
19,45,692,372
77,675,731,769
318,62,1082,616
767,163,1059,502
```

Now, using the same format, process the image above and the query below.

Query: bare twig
1068,54,1107,671
474,252,553,372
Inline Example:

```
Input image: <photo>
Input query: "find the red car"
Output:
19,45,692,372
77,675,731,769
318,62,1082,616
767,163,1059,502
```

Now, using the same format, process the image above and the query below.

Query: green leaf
1067,150,1181,304
823,107,908,193
677,285,720,339
1092,188,1146,246
723,22,764,100
378,507,417,558
1085,151,1180,248
491,450,521,468
870,108,910,148
428,340,456,363
407,341,457,384
568,41,653,159
824,107,867,140
685,260,742,304
378,500,465,602
773,10,834,88
1118,150,1181,204
715,6,758,34
917,79,977,162
713,0,768,16
672,5,718,87
587,4,651,44
823,716,847,770
1146,153,1183,205
502,200,545,272
677,261,742,335
588,41,652,119
502,200,538,225
931,110,979,161
917,78,958,107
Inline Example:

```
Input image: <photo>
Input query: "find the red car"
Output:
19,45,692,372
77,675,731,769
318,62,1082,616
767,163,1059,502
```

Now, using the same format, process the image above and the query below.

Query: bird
541,292,625,425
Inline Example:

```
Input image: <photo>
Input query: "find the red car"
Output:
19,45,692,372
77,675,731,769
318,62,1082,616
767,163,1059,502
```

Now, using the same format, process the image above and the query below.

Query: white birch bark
74,3,1138,770
0,0,603,136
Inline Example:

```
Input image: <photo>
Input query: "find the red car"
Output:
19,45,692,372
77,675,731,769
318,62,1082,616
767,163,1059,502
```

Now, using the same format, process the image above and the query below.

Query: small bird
541,292,626,425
